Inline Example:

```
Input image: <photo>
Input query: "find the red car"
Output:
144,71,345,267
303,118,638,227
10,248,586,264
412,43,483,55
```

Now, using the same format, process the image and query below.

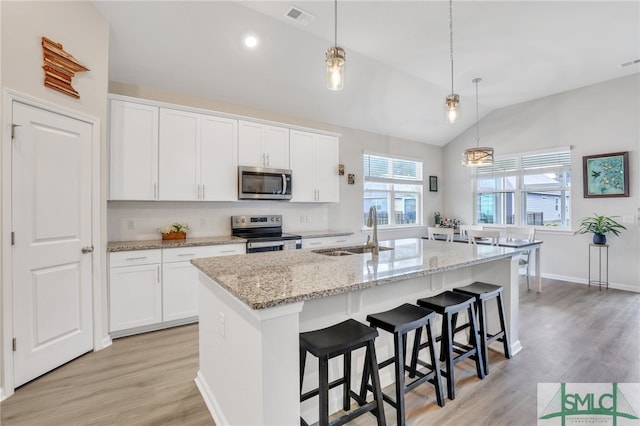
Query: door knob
81,246,94,254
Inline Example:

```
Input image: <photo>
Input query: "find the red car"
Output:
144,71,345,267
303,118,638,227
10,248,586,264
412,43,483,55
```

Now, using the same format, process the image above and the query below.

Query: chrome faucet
366,206,379,253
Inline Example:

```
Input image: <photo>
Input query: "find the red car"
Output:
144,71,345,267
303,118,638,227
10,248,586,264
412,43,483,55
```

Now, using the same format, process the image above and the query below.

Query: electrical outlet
300,215,305,224
127,220,135,230
622,215,635,224
200,217,207,227
218,312,225,338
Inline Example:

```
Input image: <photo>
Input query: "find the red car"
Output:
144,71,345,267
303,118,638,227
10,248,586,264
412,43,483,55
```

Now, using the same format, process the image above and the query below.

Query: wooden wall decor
41,37,89,99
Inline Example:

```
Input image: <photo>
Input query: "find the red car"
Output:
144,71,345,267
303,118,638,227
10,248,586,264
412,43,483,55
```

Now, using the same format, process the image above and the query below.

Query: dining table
424,232,544,292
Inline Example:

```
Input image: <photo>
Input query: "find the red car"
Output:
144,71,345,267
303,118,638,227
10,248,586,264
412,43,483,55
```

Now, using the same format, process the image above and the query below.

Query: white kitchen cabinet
302,235,355,249
109,100,159,200
162,244,245,322
159,108,238,201
109,250,162,332
238,120,290,169
290,130,339,202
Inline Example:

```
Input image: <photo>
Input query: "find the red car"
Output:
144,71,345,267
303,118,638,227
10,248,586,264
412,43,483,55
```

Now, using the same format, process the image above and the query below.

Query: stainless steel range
231,215,302,253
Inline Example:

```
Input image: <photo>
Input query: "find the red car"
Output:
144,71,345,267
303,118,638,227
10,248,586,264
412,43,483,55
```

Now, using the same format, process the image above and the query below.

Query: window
475,149,571,227
363,154,423,227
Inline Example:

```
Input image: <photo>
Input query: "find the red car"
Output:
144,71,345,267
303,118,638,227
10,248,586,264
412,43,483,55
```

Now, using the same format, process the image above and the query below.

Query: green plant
577,214,626,236
161,222,190,234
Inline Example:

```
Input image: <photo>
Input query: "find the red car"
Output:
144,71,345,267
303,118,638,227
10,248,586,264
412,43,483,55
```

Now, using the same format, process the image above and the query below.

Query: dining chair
467,230,500,246
427,227,454,242
459,225,483,242
505,226,536,290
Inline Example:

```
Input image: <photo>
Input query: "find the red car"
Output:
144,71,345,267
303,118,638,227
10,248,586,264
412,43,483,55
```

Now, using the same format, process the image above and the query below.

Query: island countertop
191,238,519,310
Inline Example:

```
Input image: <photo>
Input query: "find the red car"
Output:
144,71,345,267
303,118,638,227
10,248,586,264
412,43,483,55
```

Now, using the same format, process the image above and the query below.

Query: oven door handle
247,240,285,250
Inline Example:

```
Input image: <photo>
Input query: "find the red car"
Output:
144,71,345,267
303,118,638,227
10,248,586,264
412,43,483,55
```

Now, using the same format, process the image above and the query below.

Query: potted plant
577,214,626,245
161,222,190,240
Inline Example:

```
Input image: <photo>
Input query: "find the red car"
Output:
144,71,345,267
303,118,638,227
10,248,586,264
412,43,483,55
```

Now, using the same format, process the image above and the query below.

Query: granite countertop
192,238,519,310
107,236,247,252
296,231,354,239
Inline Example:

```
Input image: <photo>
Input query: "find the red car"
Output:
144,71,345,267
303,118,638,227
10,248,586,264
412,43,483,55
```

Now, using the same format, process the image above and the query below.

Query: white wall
1,0,110,397
108,82,443,243
443,74,640,291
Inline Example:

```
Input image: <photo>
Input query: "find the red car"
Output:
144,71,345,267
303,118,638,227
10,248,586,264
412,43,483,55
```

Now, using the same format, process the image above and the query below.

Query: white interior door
11,101,93,387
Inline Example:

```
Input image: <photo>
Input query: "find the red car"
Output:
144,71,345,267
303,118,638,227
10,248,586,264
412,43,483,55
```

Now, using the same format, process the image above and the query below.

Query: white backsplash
107,201,331,241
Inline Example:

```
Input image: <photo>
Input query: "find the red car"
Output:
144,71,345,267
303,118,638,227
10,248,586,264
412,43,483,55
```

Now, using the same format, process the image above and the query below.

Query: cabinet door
159,108,200,200
289,130,316,202
238,120,265,167
162,261,199,321
109,100,159,200
200,115,238,201
263,125,290,169
109,263,162,332
314,135,339,202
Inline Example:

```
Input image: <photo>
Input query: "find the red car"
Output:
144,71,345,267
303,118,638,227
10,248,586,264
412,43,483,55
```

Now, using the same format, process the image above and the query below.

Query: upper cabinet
159,108,237,201
238,120,290,169
109,100,159,200
290,130,339,202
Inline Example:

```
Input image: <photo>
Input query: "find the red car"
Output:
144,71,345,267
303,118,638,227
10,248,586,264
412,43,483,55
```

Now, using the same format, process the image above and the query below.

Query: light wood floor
2,279,639,426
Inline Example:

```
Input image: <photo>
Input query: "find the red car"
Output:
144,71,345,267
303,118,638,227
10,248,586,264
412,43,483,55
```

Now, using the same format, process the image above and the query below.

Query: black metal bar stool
413,291,485,400
300,318,386,426
453,281,512,374
359,303,444,426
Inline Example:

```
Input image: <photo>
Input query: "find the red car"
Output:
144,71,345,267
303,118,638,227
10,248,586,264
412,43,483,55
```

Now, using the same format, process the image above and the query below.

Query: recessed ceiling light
244,35,259,49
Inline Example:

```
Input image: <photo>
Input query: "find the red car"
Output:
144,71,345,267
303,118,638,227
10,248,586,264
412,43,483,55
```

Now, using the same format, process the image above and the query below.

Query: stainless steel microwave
238,166,292,200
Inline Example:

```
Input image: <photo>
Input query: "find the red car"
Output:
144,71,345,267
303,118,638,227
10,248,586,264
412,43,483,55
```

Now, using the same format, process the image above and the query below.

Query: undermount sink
312,246,394,256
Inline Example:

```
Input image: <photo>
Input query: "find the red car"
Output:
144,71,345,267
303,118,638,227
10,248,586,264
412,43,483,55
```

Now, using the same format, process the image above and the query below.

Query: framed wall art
582,151,629,198
429,176,438,192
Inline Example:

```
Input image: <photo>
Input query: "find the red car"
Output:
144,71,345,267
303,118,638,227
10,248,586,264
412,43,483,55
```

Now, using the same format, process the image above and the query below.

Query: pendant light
326,0,345,91
461,78,494,167
445,0,459,124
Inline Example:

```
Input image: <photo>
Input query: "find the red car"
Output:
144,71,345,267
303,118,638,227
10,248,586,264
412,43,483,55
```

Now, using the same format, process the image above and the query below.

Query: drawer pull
220,250,236,253
178,253,197,257
125,256,147,261
309,242,321,246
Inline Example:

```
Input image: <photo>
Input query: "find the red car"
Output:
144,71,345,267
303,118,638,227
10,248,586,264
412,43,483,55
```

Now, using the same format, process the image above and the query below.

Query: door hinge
11,231,15,246
11,124,21,139
12,338,16,351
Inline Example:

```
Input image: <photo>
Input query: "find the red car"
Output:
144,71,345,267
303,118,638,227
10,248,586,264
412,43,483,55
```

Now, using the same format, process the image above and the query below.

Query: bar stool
300,318,386,426
413,291,485,400
453,282,512,374
359,303,445,426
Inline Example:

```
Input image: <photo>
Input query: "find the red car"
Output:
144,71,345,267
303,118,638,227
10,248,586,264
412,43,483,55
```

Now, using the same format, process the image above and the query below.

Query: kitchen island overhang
192,238,523,426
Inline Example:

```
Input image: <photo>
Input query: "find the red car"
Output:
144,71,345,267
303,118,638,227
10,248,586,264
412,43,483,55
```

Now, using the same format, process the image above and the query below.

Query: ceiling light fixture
445,0,460,124
462,78,494,167
244,35,259,49
326,0,345,91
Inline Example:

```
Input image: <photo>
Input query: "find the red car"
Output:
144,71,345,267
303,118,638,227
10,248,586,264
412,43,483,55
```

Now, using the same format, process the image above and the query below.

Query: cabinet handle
153,182,157,199
125,256,147,261
262,153,266,167
220,250,236,253
197,184,201,200
266,153,270,166
156,265,160,283
177,253,197,257
202,184,206,200
309,242,321,246
336,239,347,243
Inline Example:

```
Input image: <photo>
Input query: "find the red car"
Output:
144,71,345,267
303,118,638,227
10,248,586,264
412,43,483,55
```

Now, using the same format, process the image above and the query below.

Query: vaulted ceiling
93,1,639,146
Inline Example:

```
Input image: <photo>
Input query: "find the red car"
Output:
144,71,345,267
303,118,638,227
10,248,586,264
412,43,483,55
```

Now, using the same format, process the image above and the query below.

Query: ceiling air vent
620,58,640,68
285,6,314,25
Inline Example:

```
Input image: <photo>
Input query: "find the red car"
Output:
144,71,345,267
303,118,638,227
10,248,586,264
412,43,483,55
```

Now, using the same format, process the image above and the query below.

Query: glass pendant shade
461,147,494,167
326,46,345,91
445,94,460,124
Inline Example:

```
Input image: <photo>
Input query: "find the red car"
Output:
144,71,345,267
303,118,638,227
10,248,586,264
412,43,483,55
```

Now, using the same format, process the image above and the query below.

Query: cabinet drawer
163,244,245,262
302,236,353,249
110,249,162,267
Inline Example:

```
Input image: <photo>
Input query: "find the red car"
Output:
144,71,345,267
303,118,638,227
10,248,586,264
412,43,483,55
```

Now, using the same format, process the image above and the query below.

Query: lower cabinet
301,235,356,249
109,244,245,337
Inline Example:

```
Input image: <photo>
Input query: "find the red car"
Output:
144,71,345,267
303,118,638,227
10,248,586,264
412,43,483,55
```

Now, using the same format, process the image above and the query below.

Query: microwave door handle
282,174,287,195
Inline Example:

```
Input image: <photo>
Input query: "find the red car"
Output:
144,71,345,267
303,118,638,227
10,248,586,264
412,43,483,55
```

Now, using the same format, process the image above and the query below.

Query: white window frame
474,148,572,229
363,153,423,229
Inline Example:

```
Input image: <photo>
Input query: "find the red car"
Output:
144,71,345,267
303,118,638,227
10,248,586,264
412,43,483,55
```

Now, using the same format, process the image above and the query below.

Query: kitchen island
192,238,522,426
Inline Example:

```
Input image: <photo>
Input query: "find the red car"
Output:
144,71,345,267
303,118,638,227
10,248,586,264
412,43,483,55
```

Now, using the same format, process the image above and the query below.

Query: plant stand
588,243,609,290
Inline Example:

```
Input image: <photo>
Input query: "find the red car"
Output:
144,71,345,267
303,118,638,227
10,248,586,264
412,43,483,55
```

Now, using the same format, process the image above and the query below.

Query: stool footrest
329,393,381,426
300,376,347,402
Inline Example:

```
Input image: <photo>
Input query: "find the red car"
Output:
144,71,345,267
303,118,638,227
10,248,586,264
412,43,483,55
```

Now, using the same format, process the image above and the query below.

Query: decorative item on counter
348,173,355,184
338,164,345,175
577,213,626,245
437,217,460,229
434,211,441,225
161,222,190,240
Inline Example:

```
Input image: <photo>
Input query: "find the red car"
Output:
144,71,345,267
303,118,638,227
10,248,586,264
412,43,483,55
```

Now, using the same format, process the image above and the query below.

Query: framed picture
582,151,629,198
429,176,438,192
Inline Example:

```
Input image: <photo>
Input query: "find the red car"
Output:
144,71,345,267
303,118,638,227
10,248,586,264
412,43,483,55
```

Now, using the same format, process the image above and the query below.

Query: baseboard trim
541,273,639,293
195,370,228,426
